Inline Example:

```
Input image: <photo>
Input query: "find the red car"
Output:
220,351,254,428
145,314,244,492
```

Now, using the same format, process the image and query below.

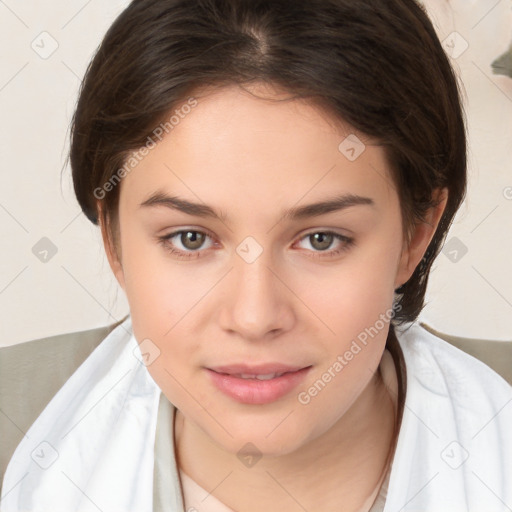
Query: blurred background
0,0,511,346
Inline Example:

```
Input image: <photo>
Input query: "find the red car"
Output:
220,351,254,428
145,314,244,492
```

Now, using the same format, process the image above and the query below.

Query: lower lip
206,367,312,405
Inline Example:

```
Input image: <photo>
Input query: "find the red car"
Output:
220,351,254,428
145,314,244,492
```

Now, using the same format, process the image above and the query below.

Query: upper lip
208,363,310,375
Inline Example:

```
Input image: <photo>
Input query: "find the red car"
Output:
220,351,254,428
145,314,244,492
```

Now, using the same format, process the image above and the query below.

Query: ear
394,188,448,289
97,201,126,291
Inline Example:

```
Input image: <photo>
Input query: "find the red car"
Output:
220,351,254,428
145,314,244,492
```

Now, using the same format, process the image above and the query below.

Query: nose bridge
221,240,293,339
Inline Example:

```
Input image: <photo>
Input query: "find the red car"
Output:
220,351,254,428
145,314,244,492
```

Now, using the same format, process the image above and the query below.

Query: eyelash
156,229,355,261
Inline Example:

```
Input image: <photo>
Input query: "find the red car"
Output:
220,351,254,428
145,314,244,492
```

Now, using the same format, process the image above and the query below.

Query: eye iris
311,233,333,251
182,231,205,250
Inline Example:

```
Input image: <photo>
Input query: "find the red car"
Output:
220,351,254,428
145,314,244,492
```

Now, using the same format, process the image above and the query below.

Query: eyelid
297,227,353,241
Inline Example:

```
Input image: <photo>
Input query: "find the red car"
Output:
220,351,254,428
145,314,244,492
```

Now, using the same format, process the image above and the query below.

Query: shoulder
395,322,512,419
0,322,121,397
385,323,512,509
395,322,512,397
1,324,113,367
396,322,512,468
0,316,128,376
0,320,124,495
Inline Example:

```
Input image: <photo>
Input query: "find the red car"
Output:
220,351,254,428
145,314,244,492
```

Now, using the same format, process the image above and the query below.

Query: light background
0,0,511,347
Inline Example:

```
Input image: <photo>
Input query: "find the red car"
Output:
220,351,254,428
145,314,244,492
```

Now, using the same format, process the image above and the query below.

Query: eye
295,231,355,259
157,229,214,259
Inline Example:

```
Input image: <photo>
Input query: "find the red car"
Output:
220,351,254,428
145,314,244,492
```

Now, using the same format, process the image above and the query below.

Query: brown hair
67,0,468,467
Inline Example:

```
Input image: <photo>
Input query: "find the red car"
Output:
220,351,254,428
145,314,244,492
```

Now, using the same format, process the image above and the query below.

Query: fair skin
100,83,447,511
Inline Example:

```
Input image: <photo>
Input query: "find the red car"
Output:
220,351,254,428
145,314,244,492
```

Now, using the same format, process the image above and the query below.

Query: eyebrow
139,191,375,222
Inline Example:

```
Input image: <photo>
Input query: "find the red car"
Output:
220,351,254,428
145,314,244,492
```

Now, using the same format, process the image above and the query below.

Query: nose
218,249,295,341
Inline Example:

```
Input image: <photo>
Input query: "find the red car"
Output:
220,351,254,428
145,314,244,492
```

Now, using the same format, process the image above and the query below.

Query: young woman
1,0,511,511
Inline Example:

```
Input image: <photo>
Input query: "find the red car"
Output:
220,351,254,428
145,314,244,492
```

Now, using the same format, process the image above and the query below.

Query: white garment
384,323,512,511
1,316,161,512
1,316,511,512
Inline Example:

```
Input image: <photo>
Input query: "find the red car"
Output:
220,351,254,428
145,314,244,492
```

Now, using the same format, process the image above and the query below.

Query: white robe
384,323,512,511
1,316,511,511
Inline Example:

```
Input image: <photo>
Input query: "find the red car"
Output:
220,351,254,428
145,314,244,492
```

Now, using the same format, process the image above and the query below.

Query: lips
209,363,307,376
206,363,312,404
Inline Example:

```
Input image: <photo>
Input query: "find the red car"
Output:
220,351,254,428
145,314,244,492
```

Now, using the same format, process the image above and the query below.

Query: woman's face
104,83,430,456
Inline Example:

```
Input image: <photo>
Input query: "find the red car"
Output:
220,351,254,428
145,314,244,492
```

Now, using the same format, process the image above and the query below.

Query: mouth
206,364,312,405
224,371,291,380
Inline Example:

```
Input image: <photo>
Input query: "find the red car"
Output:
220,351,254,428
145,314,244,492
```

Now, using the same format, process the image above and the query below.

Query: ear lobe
394,188,448,289
97,202,126,291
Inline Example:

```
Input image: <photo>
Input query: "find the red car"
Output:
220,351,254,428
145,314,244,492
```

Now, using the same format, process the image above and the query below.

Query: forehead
118,83,397,218
166,82,371,155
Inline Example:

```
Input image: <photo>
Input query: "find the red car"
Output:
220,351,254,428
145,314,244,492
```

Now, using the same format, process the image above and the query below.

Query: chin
205,412,318,459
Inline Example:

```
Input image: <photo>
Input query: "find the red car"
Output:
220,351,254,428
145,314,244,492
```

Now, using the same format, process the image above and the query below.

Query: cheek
118,240,205,402
295,250,400,430
119,227,198,326
125,268,204,410
295,236,402,337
